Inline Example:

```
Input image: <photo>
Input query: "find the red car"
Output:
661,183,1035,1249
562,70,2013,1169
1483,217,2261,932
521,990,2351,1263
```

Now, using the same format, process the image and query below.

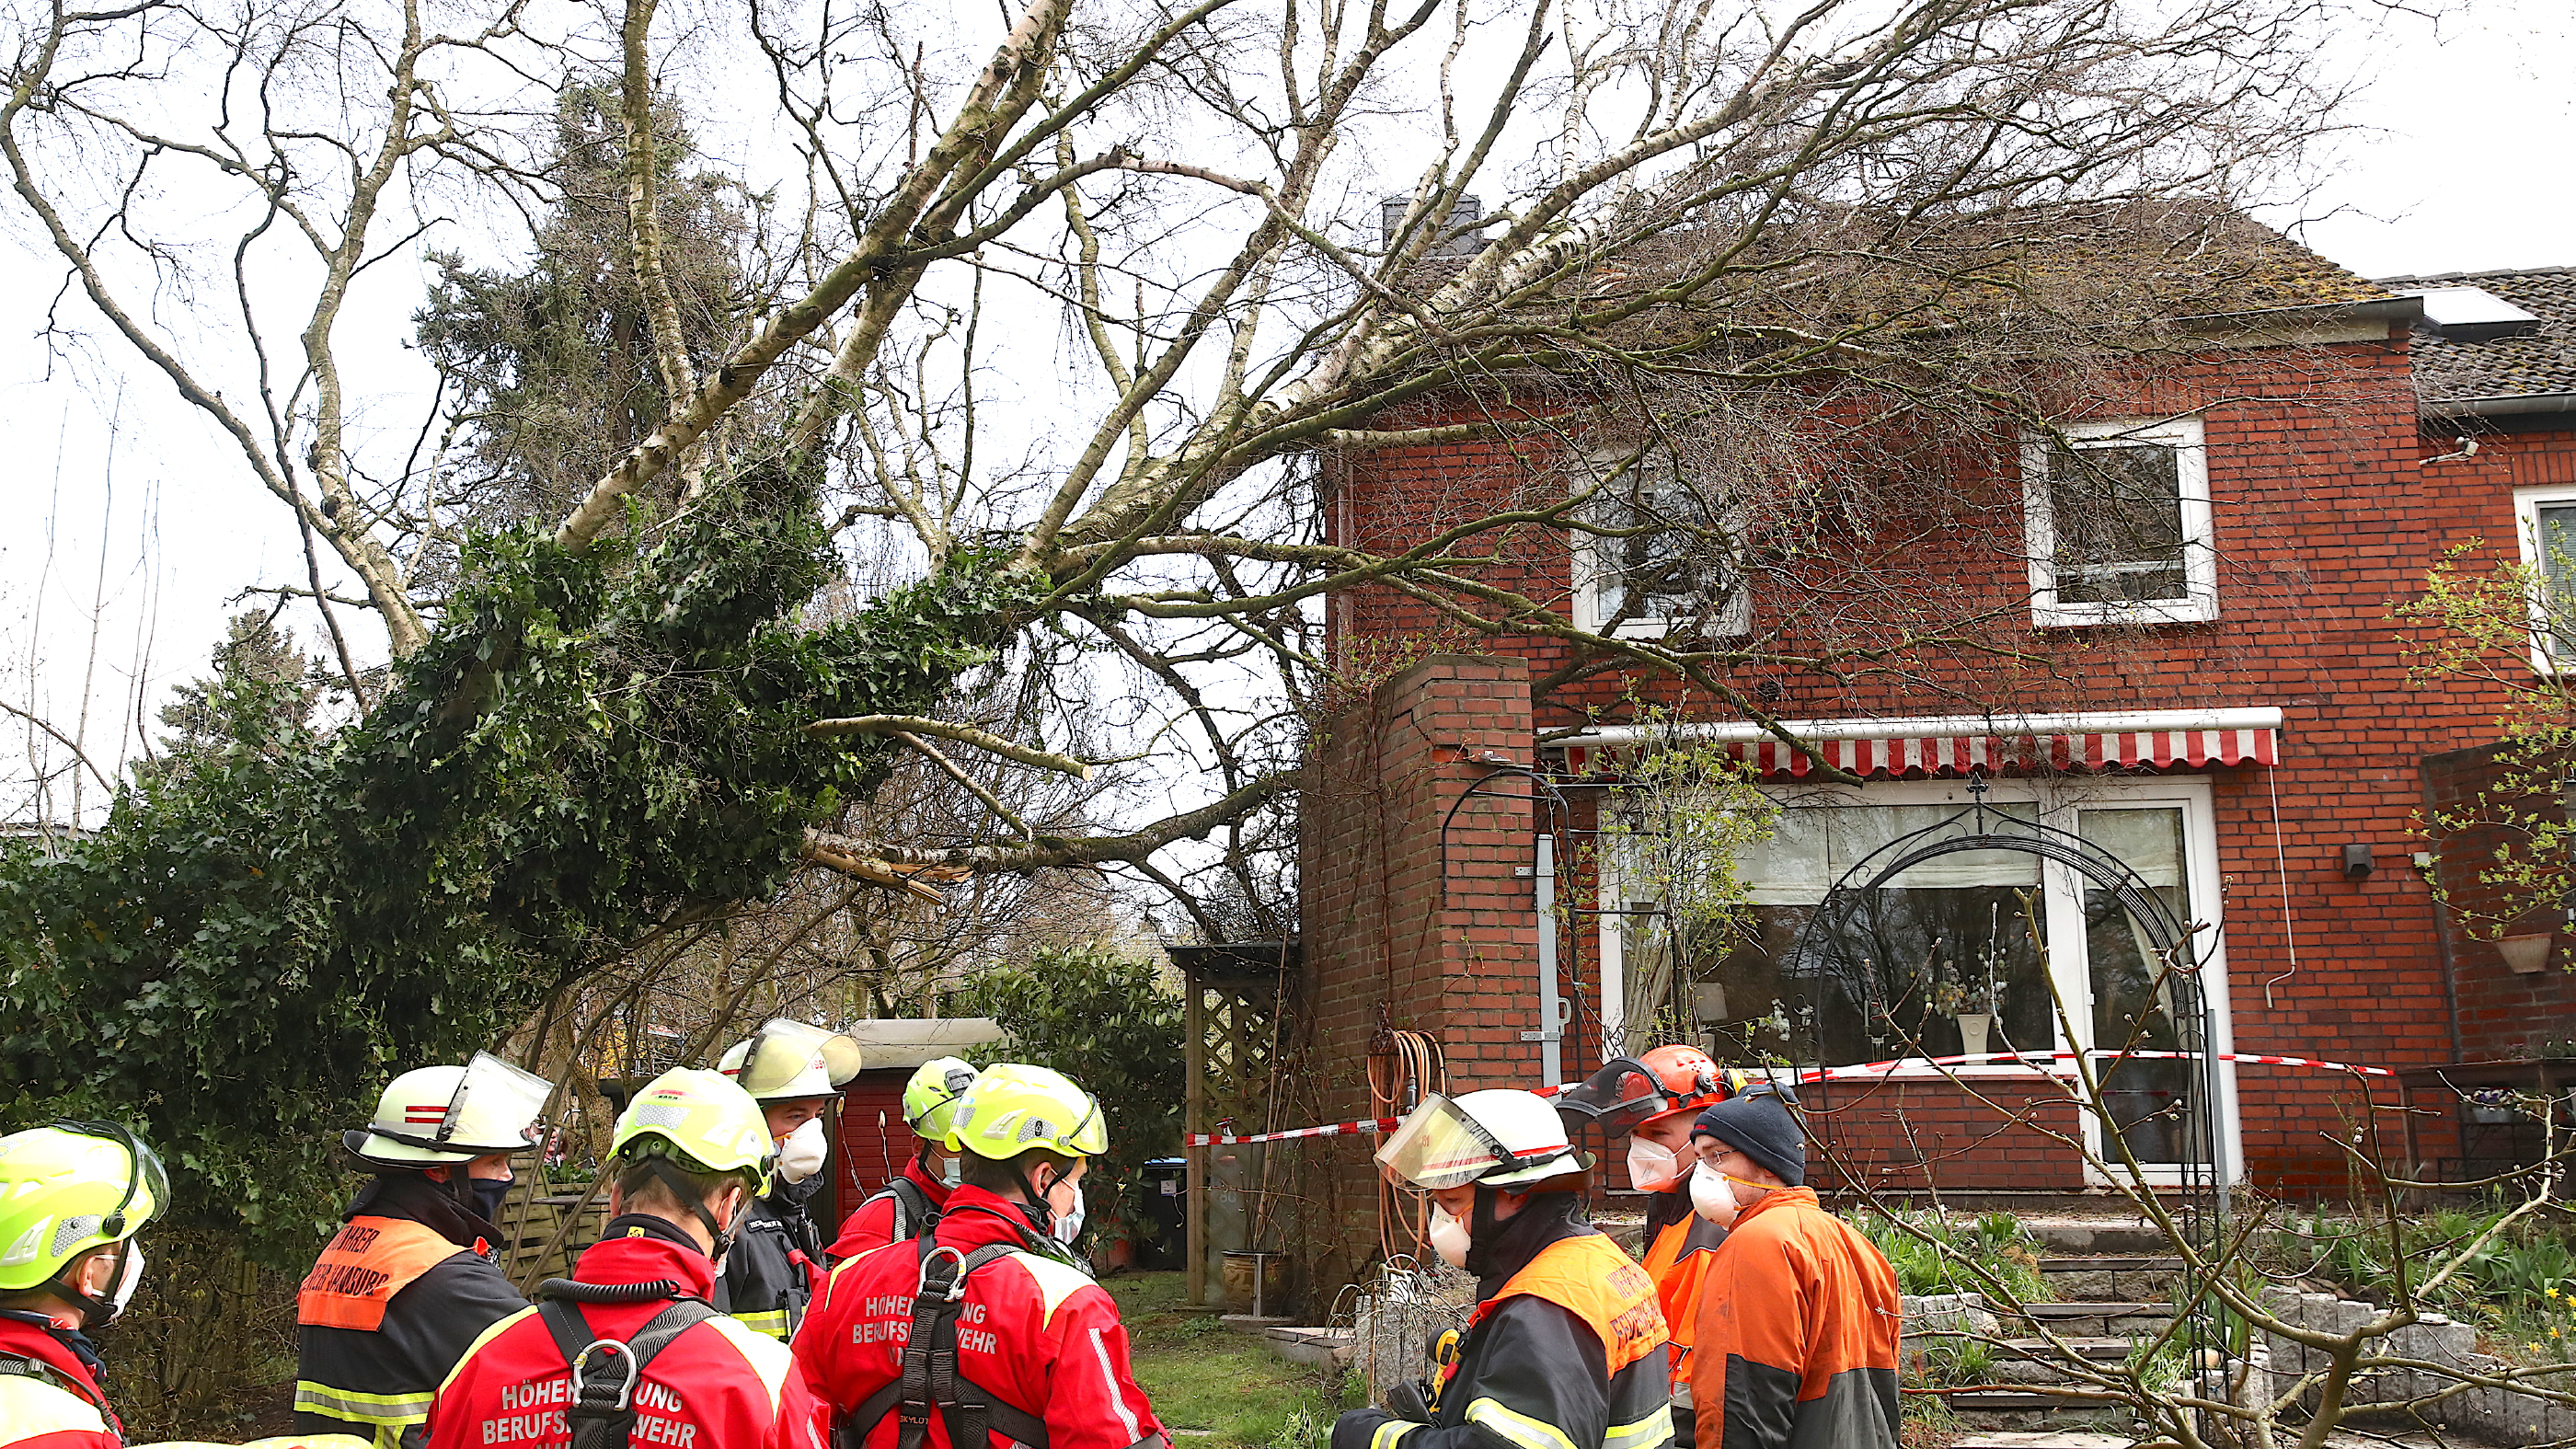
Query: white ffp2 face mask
103,1243,145,1321
1689,1162,1744,1228
1626,1137,1684,1192
1051,1182,1087,1246
776,1118,829,1183
1427,1205,1471,1268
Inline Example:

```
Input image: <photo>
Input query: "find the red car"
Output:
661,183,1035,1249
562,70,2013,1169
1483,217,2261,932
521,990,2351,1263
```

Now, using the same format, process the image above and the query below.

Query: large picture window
2023,417,2216,627
1597,776,2237,1179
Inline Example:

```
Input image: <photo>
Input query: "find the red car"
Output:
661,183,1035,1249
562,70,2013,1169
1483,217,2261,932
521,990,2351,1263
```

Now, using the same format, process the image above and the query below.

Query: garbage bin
1139,1157,1186,1270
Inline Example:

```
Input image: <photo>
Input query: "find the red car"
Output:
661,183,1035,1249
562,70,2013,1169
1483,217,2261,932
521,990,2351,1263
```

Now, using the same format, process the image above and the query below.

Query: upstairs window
2023,417,2215,627
1571,462,1750,639
2513,488,2576,672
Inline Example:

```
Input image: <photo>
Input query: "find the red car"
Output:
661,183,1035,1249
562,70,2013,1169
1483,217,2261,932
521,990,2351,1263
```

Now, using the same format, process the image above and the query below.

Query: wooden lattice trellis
1171,941,1299,1306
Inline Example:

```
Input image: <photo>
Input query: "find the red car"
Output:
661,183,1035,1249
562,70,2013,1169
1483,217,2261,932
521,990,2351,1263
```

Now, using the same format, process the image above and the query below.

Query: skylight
2401,285,2544,341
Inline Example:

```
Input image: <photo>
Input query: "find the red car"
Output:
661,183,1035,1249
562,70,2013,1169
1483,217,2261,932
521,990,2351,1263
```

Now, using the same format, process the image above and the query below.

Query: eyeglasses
46,1119,166,1238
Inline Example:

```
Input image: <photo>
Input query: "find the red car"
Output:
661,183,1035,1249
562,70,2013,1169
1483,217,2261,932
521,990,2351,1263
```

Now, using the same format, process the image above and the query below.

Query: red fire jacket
0,1309,120,1449
798,1186,1166,1449
423,1217,829,1449
827,1158,949,1260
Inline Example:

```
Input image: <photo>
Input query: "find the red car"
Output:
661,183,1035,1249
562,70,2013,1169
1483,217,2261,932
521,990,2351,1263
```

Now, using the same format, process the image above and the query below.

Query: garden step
1240,1322,1353,1369
1996,1336,2132,1361
1998,1302,2172,1337
1938,1387,2109,1411
1988,1337,2136,1384
2034,1256,2186,1300
2009,1218,2173,1256
1947,1422,2133,1433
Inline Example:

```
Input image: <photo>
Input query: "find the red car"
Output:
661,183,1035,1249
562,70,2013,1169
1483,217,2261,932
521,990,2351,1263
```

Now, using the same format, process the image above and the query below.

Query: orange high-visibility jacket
1686,1188,1901,1449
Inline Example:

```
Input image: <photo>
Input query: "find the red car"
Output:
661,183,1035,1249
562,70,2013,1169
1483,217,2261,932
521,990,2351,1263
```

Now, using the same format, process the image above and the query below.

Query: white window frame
1570,453,1752,640
1593,772,2241,1186
2023,416,2218,628
2512,486,2576,675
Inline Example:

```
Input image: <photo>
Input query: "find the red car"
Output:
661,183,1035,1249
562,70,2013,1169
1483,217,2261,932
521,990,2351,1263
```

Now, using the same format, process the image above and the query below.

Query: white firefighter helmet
1376,1088,1584,1190
345,1052,552,1168
718,1018,865,1103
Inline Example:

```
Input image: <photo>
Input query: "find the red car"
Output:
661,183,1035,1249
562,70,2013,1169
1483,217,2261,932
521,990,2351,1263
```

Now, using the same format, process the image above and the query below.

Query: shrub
951,945,1183,1248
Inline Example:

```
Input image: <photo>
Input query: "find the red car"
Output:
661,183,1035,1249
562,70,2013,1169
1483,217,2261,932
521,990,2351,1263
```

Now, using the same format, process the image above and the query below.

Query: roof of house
1526,201,2399,353
2380,266,2576,413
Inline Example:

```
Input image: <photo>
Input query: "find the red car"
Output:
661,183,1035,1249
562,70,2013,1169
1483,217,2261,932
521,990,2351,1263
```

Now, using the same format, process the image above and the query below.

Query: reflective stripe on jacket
797,1184,1167,1449
719,1173,827,1341
1333,1196,1673,1449
0,1310,120,1449
1686,1188,1901,1449
295,1175,527,1449
423,1217,828,1449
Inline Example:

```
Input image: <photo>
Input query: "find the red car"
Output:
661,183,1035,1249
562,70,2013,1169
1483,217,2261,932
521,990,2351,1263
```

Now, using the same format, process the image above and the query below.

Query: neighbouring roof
842,1017,1008,1070
2380,266,2576,417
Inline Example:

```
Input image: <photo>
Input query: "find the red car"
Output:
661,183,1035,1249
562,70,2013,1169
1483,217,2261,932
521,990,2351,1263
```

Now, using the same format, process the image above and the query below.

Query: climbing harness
533,1277,719,1449
835,1236,1052,1449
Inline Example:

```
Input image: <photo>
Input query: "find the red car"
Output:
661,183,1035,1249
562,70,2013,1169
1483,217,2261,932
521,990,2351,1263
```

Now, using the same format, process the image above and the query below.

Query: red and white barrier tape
1185,1049,2394,1146
1808,1048,2395,1083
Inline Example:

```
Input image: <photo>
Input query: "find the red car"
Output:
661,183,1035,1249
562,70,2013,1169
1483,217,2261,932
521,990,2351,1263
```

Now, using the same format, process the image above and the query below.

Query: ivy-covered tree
0,474,1040,1256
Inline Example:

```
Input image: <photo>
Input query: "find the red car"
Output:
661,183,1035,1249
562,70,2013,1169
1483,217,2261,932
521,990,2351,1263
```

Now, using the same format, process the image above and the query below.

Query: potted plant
1930,969,1996,1058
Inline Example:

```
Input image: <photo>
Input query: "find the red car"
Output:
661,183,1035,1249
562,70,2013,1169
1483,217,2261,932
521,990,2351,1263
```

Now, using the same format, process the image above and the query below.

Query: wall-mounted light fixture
2342,843,2374,880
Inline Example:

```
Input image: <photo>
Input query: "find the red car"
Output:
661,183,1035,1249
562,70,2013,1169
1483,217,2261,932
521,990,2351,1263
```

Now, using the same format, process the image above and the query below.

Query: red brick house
1291,235,2576,1233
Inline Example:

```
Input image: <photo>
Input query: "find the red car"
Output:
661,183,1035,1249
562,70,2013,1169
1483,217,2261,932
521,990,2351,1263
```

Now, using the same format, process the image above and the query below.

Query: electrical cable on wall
2263,760,2304,1007
1368,1027,1444,1261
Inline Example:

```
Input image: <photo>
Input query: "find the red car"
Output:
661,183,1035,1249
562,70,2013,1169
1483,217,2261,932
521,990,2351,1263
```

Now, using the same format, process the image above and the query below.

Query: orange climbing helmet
1555,1044,1746,1136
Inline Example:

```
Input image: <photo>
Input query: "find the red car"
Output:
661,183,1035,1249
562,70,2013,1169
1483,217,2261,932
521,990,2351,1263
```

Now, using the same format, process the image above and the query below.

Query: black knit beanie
1691,1093,1805,1188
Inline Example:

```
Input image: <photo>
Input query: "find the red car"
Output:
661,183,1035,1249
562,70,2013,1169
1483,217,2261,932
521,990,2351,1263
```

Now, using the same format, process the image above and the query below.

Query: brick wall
1300,653,1555,1269
1306,324,2567,1201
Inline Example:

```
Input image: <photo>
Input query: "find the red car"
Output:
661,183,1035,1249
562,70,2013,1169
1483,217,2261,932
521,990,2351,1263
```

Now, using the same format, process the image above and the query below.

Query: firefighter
422,1066,826,1449
296,1052,551,1449
714,1019,865,1340
1333,1090,1672,1449
1685,1088,1901,1449
0,1121,164,1449
1555,1047,1742,1449
797,1063,1167,1449
827,1057,977,1258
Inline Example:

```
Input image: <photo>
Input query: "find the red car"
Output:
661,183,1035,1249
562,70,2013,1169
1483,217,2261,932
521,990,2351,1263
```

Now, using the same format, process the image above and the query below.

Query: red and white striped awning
1550,707,2282,781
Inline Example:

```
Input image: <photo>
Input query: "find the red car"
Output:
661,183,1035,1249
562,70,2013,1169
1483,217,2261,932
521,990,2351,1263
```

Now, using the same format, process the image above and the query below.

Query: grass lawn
1103,1271,1361,1449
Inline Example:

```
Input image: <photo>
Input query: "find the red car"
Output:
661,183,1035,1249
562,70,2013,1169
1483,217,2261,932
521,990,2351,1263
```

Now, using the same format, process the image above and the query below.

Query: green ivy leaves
0,480,1047,1264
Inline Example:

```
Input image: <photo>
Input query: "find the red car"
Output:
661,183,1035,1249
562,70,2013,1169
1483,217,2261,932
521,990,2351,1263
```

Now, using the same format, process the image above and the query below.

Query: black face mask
471,1178,511,1225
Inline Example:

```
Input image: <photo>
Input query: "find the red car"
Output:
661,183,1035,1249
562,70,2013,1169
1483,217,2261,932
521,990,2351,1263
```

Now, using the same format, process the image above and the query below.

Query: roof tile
2380,266,2576,404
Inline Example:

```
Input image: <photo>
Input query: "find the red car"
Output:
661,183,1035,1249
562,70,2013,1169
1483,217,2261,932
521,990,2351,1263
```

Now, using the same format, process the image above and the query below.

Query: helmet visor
735,1020,865,1097
1554,1057,1683,1137
1061,1093,1108,1156
48,1120,167,1235
1375,1095,1516,1190
448,1052,554,1152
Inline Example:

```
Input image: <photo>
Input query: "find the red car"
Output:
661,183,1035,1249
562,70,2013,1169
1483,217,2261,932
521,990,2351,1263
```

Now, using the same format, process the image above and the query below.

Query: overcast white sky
0,0,2568,822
